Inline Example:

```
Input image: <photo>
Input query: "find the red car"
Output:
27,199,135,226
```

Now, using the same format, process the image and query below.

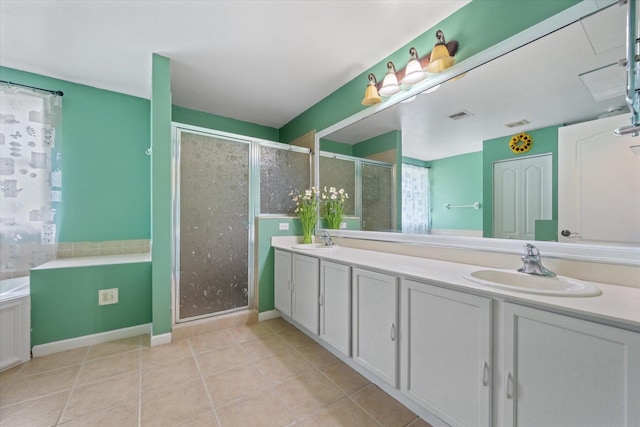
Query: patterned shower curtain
0,83,62,278
402,163,430,234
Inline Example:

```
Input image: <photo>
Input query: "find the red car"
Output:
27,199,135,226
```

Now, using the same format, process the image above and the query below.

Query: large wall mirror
317,1,640,254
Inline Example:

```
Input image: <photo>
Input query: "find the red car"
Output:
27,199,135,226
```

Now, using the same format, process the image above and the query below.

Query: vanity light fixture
379,62,401,97
361,73,382,106
427,30,456,73
401,47,427,86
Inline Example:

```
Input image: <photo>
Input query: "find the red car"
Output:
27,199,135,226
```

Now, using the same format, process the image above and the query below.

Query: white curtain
402,163,430,234
0,83,62,277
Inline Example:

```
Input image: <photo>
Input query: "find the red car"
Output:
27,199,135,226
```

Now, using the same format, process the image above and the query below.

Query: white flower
331,194,337,200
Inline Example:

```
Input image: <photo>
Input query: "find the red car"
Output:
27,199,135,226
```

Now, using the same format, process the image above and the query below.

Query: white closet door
558,114,640,245
493,154,552,240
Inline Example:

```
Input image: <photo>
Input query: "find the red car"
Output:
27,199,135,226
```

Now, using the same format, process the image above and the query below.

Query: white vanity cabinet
274,249,320,334
352,268,399,387
401,279,492,427
291,253,320,334
319,260,351,356
274,249,292,317
502,303,640,427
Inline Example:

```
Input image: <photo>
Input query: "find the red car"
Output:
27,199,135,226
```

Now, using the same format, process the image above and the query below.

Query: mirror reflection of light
421,84,441,94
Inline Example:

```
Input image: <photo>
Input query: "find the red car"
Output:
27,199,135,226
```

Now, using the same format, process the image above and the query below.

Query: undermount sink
462,269,602,297
291,243,338,250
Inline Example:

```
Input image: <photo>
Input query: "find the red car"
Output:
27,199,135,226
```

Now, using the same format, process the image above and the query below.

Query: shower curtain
0,83,62,278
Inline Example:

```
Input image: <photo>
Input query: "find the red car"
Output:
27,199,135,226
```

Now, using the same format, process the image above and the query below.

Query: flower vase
302,228,313,244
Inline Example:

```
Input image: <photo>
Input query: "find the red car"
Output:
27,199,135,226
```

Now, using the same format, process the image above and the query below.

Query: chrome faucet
317,231,336,247
518,243,556,277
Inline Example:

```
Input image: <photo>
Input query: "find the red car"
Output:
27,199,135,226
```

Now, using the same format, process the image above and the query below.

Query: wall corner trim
150,332,172,347
258,309,281,322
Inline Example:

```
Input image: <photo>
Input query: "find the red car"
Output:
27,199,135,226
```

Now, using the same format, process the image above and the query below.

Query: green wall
482,125,560,237
172,105,279,141
320,139,353,156
150,54,173,337
279,0,582,143
30,262,151,346
0,66,151,242
429,151,483,231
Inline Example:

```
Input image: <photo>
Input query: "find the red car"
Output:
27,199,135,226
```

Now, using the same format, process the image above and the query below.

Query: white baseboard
150,332,172,347
32,323,152,357
258,309,281,321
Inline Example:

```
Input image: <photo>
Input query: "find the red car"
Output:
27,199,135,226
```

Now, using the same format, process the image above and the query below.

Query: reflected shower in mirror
320,3,639,246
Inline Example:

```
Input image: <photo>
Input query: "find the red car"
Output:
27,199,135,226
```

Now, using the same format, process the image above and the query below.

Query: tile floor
0,318,433,427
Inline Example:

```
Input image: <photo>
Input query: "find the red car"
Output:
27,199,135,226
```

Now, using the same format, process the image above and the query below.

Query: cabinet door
319,261,351,356
352,268,398,387
292,254,320,334
401,280,492,427
274,249,292,317
503,303,640,427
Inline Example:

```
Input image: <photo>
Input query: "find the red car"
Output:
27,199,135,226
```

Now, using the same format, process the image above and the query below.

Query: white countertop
273,239,640,331
32,253,151,270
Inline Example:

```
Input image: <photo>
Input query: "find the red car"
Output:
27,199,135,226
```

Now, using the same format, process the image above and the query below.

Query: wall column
150,53,172,343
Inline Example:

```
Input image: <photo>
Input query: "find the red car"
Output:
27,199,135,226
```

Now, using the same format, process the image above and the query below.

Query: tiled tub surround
0,240,150,280
56,239,151,259
0,319,431,427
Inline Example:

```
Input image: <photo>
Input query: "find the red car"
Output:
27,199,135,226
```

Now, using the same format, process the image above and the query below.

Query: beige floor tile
189,329,236,354
262,317,298,334
203,363,269,408
0,390,68,427
319,361,370,394
141,339,192,368
87,336,141,360
140,377,212,427
175,410,219,426
58,402,138,427
279,329,315,348
215,387,294,427
254,350,314,384
407,417,435,427
351,384,418,427
61,371,139,423
298,397,381,427
295,342,339,368
172,324,195,341
0,365,79,407
17,347,88,377
76,350,139,386
240,334,292,360
194,315,238,336
275,369,345,418
142,356,200,393
228,323,275,343
196,344,251,376
0,364,23,394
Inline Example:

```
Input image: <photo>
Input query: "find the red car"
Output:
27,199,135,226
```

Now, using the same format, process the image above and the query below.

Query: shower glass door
175,128,250,322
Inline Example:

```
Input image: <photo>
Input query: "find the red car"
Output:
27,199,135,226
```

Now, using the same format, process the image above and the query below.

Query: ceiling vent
448,110,473,120
504,119,530,128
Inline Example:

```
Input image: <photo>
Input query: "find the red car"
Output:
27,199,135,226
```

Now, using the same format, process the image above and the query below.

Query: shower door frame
171,123,260,324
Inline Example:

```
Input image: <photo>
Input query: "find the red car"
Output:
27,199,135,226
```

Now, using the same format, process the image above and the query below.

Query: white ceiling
0,0,470,129
326,3,628,161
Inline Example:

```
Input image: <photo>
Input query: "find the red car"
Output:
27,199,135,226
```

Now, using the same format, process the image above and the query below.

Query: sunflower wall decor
509,132,533,154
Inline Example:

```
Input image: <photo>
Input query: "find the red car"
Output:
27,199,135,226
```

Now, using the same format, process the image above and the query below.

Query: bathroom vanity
272,238,640,427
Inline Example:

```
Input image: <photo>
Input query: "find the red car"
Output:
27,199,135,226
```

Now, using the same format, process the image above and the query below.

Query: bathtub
0,276,31,371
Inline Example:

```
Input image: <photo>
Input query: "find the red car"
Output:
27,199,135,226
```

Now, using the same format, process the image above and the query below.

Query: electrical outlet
279,222,289,231
98,288,118,306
